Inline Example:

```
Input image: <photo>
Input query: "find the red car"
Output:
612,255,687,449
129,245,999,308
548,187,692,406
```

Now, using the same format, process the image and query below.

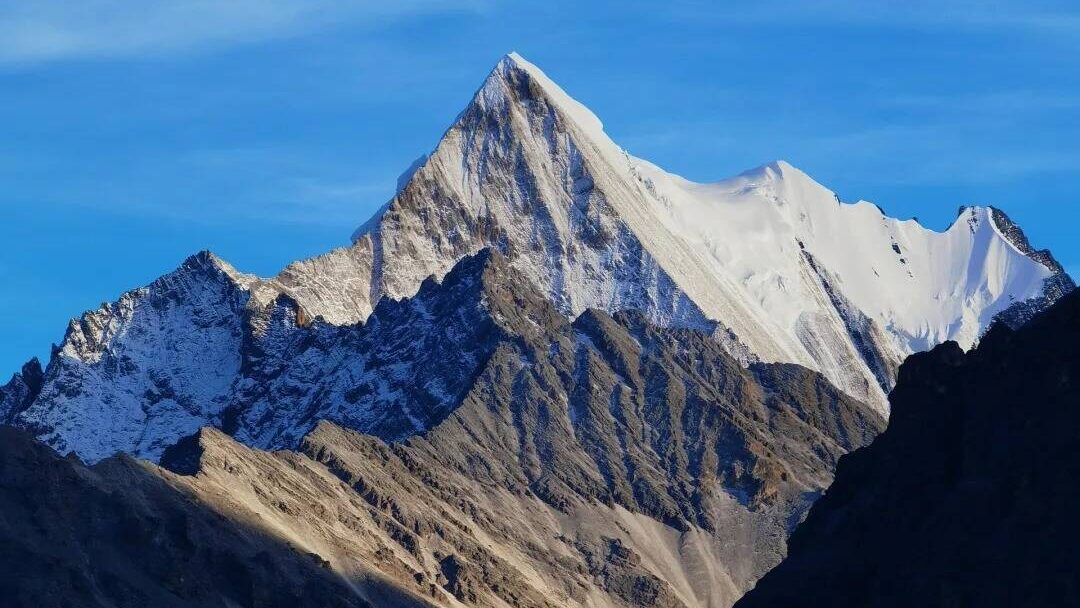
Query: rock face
735,288,1080,607
232,249,551,450
0,358,42,422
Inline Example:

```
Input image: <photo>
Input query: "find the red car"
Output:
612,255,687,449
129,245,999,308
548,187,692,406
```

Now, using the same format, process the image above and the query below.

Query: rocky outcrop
735,288,1080,607
0,357,42,423
232,248,566,449
988,206,1076,330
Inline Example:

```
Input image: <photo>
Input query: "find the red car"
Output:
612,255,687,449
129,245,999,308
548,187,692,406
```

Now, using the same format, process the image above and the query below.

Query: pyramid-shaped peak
496,51,559,84
475,51,607,140
159,426,237,476
498,51,533,71
180,249,228,271
171,250,252,287
349,53,619,244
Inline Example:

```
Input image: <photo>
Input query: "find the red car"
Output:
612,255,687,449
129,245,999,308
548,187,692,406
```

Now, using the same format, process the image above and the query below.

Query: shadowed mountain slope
0,426,427,608
735,289,1080,607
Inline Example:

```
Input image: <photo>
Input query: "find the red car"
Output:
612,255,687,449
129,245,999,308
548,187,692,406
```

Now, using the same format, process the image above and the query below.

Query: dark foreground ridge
736,288,1080,607
0,425,427,608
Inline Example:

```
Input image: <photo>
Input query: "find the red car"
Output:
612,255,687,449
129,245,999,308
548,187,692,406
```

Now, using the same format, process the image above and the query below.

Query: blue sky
2,0,1078,374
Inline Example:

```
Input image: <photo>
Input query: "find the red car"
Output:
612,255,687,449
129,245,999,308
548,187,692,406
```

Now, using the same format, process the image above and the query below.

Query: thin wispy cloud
1,143,400,230
0,0,486,65
654,0,1080,35
886,91,1080,114
28,175,396,229
139,145,399,227
619,113,1078,190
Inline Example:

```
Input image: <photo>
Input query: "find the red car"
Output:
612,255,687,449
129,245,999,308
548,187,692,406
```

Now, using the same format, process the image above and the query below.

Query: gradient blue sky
2,1,1078,374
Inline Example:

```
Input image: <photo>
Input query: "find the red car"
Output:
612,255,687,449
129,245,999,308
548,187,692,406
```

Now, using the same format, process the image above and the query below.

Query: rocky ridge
2,250,883,607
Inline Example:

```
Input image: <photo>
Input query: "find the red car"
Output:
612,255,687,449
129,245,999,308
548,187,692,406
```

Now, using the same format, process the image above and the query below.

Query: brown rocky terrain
0,250,884,607
0,426,405,608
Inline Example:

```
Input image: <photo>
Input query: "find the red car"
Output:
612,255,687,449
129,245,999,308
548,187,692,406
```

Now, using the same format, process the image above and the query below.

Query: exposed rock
988,206,1076,330
0,357,42,422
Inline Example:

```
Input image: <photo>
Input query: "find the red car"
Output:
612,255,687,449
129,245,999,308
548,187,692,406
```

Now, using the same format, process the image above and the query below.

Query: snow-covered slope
262,52,1071,412
12,252,256,462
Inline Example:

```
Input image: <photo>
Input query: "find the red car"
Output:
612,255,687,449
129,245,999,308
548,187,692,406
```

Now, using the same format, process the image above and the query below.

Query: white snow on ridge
298,51,1060,412
17,252,253,462
628,159,1052,355
503,51,608,143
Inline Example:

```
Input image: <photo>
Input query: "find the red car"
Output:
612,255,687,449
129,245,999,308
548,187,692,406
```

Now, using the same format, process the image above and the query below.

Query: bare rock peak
0,357,44,423
176,248,252,284
989,205,1070,275
158,427,211,476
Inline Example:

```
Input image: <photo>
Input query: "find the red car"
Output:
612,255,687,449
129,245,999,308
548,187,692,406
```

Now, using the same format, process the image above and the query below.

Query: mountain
0,357,42,422
231,248,559,450
3,53,1067,462
257,52,1071,412
0,50,1071,607
734,288,1080,607
9,252,256,462
0,253,883,607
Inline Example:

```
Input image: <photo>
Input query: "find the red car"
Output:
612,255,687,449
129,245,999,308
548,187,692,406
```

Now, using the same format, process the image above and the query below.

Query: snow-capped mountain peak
494,51,608,140
4,53,1071,463
251,52,1072,412
13,250,255,462
59,250,252,364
